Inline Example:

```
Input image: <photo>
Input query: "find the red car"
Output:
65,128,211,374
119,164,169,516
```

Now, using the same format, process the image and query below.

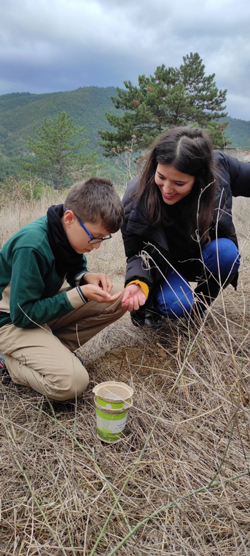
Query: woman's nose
163,179,173,191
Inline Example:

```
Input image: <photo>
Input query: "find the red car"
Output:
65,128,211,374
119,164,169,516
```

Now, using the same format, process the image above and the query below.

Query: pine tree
24,111,97,188
99,53,228,155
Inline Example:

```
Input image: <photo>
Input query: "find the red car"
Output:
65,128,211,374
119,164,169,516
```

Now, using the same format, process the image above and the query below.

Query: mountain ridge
0,87,250,161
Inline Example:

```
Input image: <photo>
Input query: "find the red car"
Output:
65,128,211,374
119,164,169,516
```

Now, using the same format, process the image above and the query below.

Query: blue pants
155,239,240,319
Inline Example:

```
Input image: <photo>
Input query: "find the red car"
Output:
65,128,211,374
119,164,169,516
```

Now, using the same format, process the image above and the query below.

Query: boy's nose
93,242,101,250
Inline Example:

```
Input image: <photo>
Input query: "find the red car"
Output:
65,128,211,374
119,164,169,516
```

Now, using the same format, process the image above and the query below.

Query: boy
0,177,126,400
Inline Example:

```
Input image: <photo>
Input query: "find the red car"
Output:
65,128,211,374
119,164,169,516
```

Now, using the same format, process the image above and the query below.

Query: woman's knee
155,280,194,319
202,239,240,277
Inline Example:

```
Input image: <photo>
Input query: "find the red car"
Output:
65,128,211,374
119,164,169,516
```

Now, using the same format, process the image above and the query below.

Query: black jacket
122,151,250,292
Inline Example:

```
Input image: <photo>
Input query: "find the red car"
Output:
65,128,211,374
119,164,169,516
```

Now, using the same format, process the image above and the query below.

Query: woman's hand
121,284,147,311
84,272,113,293
81,283,121,303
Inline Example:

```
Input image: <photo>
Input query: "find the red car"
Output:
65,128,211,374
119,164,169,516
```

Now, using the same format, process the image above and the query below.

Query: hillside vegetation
223,116,250,150
1,88,250,155
0,87,119,157
0,87,250,183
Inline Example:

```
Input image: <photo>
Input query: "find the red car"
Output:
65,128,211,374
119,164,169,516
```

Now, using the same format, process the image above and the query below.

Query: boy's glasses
65,209,112,244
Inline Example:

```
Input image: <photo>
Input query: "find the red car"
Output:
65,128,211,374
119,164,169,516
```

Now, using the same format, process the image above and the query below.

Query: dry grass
1,193,250,555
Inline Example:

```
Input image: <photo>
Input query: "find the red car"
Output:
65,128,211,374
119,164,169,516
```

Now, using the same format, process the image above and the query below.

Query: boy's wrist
76,286,89,304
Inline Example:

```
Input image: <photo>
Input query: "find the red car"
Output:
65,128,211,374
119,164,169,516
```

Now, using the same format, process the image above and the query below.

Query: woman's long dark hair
137,126,216,244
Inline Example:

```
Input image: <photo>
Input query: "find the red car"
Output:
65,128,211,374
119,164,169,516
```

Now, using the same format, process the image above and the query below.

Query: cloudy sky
1,0,250,120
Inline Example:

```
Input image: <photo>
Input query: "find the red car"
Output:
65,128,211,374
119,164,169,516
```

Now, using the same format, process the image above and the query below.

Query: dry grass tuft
1,195,250,555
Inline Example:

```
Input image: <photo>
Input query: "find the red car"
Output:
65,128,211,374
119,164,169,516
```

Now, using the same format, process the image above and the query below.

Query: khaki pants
0,284,126,401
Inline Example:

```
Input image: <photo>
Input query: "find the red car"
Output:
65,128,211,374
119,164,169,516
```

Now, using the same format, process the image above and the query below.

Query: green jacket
0,216,89,328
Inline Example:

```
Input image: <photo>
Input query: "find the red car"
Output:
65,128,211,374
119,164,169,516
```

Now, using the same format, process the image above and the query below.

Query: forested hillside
0,87,119,157
223,116,250,150
0,87,250,182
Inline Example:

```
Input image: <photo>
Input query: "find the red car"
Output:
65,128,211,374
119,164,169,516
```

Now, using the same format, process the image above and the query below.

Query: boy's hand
121,284,147,311
81,284,121,303
84,272,113,293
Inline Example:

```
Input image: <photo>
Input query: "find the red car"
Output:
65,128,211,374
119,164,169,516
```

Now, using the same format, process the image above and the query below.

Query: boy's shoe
0,353,10,378
0,353,6,369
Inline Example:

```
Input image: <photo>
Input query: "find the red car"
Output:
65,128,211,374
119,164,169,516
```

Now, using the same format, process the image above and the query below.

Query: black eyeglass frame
64,209,112,244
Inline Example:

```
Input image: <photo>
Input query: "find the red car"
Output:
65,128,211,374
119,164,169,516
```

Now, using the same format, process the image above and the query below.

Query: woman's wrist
126,280,149,299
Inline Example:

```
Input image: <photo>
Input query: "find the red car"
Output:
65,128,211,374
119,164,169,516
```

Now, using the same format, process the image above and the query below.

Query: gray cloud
0,0,250,119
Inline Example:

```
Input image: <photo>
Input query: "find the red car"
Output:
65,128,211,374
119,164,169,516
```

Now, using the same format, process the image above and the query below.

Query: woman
121,126,250,325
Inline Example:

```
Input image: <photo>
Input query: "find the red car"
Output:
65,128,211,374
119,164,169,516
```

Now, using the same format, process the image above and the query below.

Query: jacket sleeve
122,179,159,289
9,248,84,328
121,219,153,287
215,151,250,197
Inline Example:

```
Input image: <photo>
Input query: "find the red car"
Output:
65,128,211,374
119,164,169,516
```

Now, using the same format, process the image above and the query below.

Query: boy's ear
63,209,75,226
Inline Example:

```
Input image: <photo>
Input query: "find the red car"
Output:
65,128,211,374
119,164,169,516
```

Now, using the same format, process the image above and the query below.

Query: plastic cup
92,381,134,443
